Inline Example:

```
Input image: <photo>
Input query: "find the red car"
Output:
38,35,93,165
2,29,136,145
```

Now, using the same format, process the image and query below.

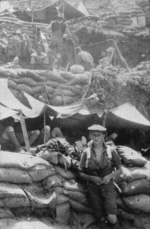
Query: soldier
47,15,71,56
78,124,122,228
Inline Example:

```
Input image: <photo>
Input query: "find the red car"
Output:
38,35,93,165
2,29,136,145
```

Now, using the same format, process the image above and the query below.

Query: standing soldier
47,15,71,56
78,124,122,228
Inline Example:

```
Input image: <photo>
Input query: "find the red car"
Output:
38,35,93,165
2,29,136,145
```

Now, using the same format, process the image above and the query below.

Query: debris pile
88,61,150,115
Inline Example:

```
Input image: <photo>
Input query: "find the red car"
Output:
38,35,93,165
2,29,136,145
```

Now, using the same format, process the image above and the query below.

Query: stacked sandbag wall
0,145,150,228
115,146,150,229
0,150,95,228
0,68,91,106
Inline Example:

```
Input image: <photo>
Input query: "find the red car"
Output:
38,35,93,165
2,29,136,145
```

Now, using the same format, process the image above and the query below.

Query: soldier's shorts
87,180,117,220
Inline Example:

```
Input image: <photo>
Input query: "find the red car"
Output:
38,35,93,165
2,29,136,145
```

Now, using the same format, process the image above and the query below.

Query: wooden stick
20,111,30,152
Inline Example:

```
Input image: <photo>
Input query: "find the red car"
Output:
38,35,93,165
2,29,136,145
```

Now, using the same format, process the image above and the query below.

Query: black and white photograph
0,0,150,228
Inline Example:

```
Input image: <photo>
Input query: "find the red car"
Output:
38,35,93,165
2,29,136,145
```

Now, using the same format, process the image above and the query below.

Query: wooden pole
20,111,30,152
31,11,34,23
43,111,46,143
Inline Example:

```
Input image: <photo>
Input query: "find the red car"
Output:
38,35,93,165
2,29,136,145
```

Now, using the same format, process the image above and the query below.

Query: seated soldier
31,44,49,69
16,125,51,147
0,117,24,152
51,127,64,138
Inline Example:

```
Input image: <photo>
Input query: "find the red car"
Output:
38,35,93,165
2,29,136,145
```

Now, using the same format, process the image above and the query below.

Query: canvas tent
0,104,18,120
107,102,150,129
23,92,104,119
12,0,89,23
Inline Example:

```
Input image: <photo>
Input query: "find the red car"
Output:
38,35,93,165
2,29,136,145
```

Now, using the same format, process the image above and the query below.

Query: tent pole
31,11,34,23
43,111,46,143
102,109,108,127
20,111,30,152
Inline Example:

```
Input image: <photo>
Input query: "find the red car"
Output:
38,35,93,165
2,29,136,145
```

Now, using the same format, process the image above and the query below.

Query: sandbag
0,151,50,170
120,166,150,182
54,187,63,195
63,180,85,193
120,179,150,195
8,79,17,90
51,95,75,106
60,71,75,80
56,202,70,225
58,84,81,94
117,146,147,166
63,189,88,206
0,196,30,208
31,85,44,95
0,182,26,198
55,166,75,180
123,194,150,212
45,85,55,94
56,194,69,205
29,165,56,182
23,188,56,209
16,77,39,87
43,175,63,189
70,65,85,74
17,84,33,95
70,200,93,213
36,150,59,165
0,67,12,78
0,209,14,219
18,70,46,82
54,89,75,97
0,167,32,184
41,70,67,84
67,72,90,85
44,80,59,88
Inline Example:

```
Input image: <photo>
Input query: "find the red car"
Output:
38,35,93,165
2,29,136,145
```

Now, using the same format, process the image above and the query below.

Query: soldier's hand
92,176,103,186
102,174,113,184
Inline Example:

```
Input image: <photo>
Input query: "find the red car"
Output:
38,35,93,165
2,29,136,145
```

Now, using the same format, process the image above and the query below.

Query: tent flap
0,104,18,120
110,102,150,126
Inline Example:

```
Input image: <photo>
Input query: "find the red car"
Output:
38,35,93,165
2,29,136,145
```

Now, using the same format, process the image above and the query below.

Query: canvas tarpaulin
0,79,45,118
23,92,104,119
0,104,18,120
109,102,150,127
